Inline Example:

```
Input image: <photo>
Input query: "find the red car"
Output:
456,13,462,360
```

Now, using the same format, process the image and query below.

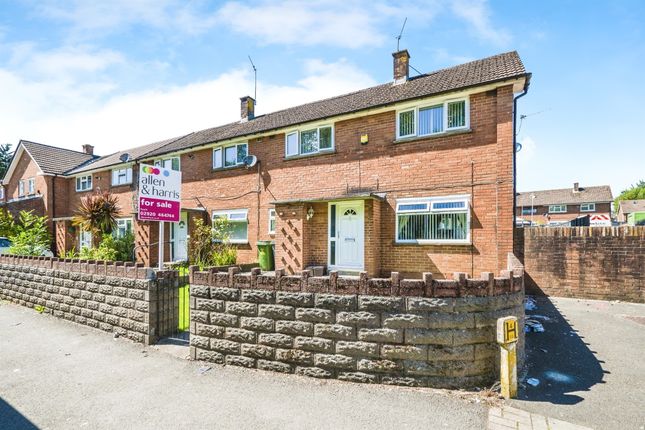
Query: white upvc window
18,180,25,196
115,218,133,238
79,230,93,250
212,209,248,243
27,178,35,194
0,187,4,200
268,208,276,235
396,98,469,139
549,205,567,213
76,175,93,192
395,195,470,244
521,207,537,215
154,156,180,171
285,124,334,157
580,203,595,212
213,143,248,169
111,167,133,186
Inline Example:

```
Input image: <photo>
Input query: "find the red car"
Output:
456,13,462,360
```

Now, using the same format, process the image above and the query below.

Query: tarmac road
513,296,645,430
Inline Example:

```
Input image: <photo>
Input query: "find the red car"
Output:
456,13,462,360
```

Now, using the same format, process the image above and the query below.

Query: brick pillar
274,203,307,274
54,220,76,256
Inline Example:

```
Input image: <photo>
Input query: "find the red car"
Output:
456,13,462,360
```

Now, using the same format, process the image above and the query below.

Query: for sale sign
138,164,181,222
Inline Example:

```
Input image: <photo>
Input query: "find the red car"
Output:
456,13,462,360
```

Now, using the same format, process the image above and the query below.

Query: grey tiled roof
22,51,529,176
618,200,645,214
20,140,97,175
517,185,613,206
144,51,528,158
66,135,189,174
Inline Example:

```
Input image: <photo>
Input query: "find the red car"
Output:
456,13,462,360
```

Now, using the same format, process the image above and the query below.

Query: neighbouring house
617,200,645,225
2,50,530,278
516,183,613,226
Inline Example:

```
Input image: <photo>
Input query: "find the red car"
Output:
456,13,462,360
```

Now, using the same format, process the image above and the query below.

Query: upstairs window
0,187,4,199
213,143,248,169
285,125,333,157
580,203,595,212
112,167,132,186
18,180,25,196
155,157,180,171
212,209,248,243
27,178,35,194
396,196,470,244
549,205,567,213
76,175,92,192
521,208,537,215
396,98,468,139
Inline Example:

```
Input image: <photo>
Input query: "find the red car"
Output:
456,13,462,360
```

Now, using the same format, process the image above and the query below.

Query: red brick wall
519,227,644,303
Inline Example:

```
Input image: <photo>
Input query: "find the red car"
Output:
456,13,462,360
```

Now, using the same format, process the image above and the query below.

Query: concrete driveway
0,302,488,430
514,296,645,430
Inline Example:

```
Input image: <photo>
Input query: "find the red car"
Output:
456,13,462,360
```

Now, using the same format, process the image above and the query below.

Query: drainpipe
513,78,530,242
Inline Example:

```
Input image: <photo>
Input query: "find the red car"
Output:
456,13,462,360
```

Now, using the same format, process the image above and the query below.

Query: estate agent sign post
137,164,182,269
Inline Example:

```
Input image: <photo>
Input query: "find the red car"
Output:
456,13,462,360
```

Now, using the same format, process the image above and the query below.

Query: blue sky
0,0,643,196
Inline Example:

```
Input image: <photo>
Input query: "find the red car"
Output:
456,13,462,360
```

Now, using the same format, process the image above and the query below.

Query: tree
8,210,51,256
0,208,15,237
72,190,120,236
614,180,645,212
0,143,12,179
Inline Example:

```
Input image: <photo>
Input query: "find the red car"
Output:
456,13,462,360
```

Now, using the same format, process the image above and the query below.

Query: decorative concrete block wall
0,255,178,344
189,266,524,388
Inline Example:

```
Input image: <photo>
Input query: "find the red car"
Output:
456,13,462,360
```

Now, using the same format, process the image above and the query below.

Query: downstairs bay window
212,209,248,244
396,98,468,140
395,196,470,244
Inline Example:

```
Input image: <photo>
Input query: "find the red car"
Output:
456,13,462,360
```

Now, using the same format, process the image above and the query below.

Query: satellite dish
119,153,131,162
243,155,258,168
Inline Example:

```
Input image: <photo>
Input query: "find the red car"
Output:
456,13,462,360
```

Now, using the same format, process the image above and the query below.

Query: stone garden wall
188,266,524,388
0,255,178,344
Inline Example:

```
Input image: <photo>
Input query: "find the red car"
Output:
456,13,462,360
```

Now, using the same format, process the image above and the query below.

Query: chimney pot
82,144,94,155
574,182,580,192
240,96,255,121
392,50,410,84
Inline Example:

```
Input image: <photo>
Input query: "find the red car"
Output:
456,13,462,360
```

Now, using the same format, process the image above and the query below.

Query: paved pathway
0,301,487,429
488,406,592,430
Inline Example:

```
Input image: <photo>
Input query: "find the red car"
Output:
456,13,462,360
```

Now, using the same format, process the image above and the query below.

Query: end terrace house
1,50,530,278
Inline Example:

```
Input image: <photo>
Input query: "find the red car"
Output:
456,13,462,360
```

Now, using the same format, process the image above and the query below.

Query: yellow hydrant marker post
496,316,518,399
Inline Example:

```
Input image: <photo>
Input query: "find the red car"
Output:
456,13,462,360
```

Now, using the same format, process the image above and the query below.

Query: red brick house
3,50,530,278
516,183,613,226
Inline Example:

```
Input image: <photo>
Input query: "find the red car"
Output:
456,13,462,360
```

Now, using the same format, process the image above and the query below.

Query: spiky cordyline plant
72,190,120,236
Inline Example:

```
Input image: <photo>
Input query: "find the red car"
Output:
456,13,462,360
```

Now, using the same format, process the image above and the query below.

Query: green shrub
60,247,79,259
8,210,51,256
78,232,134,262
0,208,15,237
188,217,237,269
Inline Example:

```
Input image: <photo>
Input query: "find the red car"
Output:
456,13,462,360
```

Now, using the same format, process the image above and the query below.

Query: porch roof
271,192,387,205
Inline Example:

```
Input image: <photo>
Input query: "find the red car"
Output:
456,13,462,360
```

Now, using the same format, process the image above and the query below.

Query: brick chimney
573,182,580,192
82,144,94,155
392,50,410,84
240,96,255,121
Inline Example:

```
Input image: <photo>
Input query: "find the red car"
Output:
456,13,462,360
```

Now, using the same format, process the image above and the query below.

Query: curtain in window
418,105,443,135
398,110,415,136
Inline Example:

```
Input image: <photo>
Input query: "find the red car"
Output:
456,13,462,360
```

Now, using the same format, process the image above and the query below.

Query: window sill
394,240,471,246
76,189,93,193
212,164,245,173
111,183,132,188
394,128,472,144
283,149,336,161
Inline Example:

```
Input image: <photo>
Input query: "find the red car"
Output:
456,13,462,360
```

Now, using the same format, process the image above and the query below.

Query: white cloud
0,57,376,154
450,0,511,46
